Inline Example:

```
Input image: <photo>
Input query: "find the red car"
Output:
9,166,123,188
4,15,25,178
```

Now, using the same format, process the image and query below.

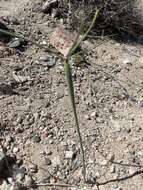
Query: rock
8,39,21,48
12,147,20,153
45,158,52,165
41,109,51,118
6,136,14,144
0,82,16,95
15,171,25,182
23,175,33,186
90,111,97,118
65,150,76,160
16,117,23,124
41,0,59,14
0,180,14,190
110,164,116,173
86,173,96,184
32,135,41,143
28,164,38,173
123,57,133,65
12,72,30,84
39,54,56,68
33,112,40,121
94,171,100,178
47,150,52,155
52,156,61,167
7,16,19,25
100,159,108,166
0,152,5,174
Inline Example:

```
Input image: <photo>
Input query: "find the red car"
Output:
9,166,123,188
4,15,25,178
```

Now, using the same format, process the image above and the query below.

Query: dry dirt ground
0,0,143,190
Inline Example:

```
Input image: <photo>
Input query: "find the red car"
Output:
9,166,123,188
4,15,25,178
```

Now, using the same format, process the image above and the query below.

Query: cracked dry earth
0,0,143,190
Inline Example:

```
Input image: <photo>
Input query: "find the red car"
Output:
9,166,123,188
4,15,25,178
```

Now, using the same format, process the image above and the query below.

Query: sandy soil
0,0,143,190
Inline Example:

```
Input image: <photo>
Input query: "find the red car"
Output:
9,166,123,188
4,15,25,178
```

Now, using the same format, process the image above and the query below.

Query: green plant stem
68,9,100,58
64,60,86,182
64,9,99,182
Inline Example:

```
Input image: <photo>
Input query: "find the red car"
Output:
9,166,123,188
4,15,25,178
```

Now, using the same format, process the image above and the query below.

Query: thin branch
31,182,76,188
97,169,143,186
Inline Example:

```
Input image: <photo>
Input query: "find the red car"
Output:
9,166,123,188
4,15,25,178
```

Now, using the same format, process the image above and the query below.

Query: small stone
112,188,123,190
29,164,38,173
94,171,100,178
0,82,15,95
15,172,25,182
8,39,21,48
52,156,61,167
110,164,115,173
32,135,41,143
33,113,40,121
65,150,75,160
39,55,51,62
41,0,59,13
15,125,24,133
84,114,90,120
128,167,137,175
12,147,20,153
90,111,97,118
16,116,23,124
41,109,51,118
7,177,14,184
39,54,56,68
47,151,52,155
0,180,14,190
100,159,108,166
45,158,52,165
6,136,13,144
139,56,143,64
49,139,54,144
114,126,121,132
86,173,96,184
123,57,132,65
24,175,33,186
0,152,5,173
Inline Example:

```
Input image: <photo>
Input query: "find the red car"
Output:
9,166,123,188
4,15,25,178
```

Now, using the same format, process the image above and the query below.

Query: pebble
41,109,51,118
16,116,23,124
39,55,56,68
45,158,52,165
90,111,97,118
33,112,40,121
8,39,21,48
110,164,115,173
100,159,108,166
65,150,75,160
0,152,5,174
52,156,61,167
94,171,100,178
0,180,14,190
24,175,33,186
39,55,52,62
41,0,59,13
15,171,25,182
12,147,20,153
47,150,53,155
123,57,133,65
28,164,38,173
5,136,13,144
32,135,41,143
